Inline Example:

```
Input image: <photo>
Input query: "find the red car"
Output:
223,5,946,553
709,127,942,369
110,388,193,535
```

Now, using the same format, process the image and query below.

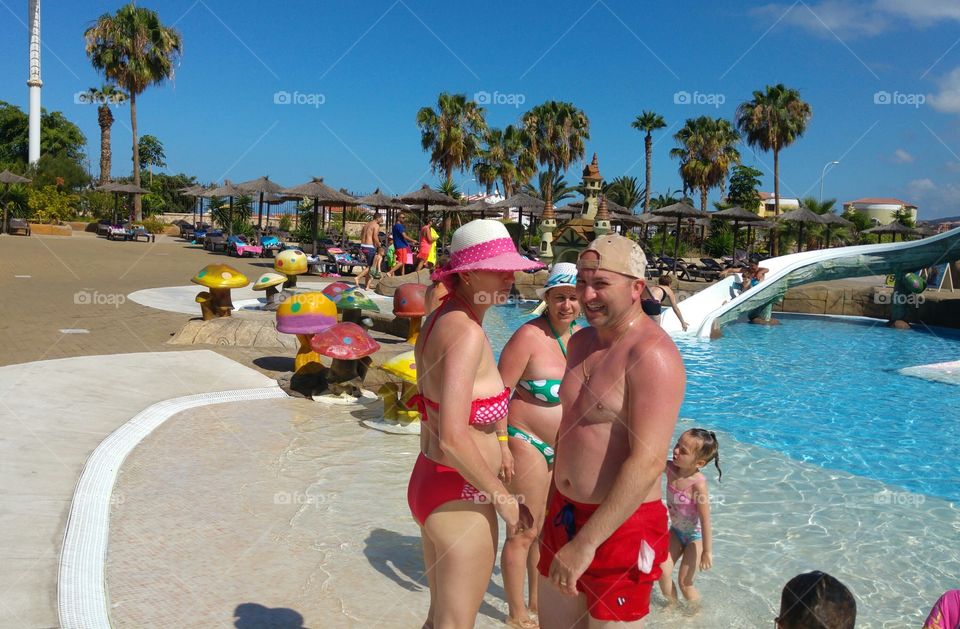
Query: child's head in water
777,571,856,629
673,428,722,480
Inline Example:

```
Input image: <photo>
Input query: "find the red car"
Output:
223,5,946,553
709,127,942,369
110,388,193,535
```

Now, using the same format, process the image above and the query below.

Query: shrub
140,216,167,234
703,229,733,257
278,214,292,232
27,185,78,223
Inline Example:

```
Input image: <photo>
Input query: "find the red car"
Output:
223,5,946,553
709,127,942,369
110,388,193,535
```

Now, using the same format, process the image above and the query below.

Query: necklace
581,316,638,390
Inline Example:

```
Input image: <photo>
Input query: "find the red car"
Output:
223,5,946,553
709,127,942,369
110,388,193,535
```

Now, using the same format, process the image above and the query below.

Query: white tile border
57,386,288,629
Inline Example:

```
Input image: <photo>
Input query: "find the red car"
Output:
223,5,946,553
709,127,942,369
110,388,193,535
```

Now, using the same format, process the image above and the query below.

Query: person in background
641,274,689,331
360,214,382,266
776,571,856,629
388,212,411,276
416,216,437,272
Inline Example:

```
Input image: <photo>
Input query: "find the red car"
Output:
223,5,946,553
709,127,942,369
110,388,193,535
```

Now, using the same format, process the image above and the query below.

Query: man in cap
537,234,686,627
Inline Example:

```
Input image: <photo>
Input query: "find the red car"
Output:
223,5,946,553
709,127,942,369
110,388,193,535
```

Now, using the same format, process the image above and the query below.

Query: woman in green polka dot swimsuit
496,263,580,629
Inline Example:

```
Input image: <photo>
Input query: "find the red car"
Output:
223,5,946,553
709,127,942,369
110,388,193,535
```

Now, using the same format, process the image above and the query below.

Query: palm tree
85,4,182,221
434,179,462,200
736,84,812,255
137,134,165,184
84,85,126,183
416,93,487,187
631,111,667,213
670,116,741,212
521,101,590,186
650,189,681,210
522,171,576,204
604,175,644,213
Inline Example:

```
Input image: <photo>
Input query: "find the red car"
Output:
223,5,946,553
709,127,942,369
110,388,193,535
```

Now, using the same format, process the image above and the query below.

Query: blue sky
2,0,960,218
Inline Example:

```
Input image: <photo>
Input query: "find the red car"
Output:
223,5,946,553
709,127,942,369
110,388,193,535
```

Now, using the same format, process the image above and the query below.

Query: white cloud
906,178,960,219
875,0,960,25
892,148,915,163
928,67,960,113
946,161,960,173
752,1,889,38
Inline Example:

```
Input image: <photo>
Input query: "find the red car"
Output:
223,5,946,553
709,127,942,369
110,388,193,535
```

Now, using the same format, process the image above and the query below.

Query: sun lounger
658,256,705,282
131,226,155,243
7,218,30,236
107,225,133,241
205,234,228,252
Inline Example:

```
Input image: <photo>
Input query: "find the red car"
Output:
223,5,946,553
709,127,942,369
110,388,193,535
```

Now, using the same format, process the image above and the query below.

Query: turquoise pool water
485,304,960,503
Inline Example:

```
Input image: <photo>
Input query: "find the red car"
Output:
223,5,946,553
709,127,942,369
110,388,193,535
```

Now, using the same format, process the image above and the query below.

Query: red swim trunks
537,490,669,622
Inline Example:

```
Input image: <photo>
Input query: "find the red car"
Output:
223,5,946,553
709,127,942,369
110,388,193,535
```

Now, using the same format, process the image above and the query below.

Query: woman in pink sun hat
406,219,543,628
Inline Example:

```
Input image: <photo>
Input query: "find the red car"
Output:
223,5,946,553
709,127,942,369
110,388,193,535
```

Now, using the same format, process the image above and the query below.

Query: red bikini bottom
407,453,488,525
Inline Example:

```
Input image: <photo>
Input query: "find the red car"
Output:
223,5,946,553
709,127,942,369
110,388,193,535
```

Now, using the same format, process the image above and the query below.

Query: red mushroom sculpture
310,322,380,397
393,283,427,344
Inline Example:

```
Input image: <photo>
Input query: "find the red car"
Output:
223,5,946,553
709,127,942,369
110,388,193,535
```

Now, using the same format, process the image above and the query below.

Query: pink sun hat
431,219,545,281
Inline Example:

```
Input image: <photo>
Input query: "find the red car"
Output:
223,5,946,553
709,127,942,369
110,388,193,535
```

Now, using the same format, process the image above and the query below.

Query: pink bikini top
406,294,510,426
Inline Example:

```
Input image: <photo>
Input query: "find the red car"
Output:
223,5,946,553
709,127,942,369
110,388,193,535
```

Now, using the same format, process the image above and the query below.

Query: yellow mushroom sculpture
274,249,309,289
275,292,338,374
191,264,249,320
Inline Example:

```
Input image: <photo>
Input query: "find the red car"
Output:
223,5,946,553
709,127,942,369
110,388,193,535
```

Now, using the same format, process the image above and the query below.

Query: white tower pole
27,0,42,165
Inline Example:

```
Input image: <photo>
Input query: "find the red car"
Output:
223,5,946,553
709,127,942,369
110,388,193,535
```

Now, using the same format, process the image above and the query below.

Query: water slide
659,226,960,338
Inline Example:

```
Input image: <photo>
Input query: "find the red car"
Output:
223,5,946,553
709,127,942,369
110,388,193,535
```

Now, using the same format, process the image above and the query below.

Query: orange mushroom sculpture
191,264,249,320
393,283,427,344
310,322,380,397
275,292,338,374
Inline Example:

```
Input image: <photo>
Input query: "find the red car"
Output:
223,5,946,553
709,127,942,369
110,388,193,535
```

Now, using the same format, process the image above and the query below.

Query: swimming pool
485,304,960,503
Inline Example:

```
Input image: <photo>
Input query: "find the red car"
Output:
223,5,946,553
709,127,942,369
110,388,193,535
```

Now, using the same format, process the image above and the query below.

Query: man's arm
549,335,685,594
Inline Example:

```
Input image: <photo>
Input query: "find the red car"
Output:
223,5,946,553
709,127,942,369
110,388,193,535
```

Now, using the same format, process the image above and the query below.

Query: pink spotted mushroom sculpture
274,249,309,289
310,322,380,397
275,292,338,375
393,283,427,344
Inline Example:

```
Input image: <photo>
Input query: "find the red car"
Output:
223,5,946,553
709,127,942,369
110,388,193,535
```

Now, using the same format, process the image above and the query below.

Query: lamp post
819,160,840,202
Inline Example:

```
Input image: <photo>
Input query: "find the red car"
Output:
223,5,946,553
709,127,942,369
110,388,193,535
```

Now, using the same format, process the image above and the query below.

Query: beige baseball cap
577,234,647,279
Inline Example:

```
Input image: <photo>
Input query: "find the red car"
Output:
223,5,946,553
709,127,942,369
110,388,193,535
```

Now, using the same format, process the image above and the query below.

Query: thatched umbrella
712,206,763,258
491,193,547,242
460,198,498,219
280,177,357,253
0,170,31,234
401,184,459,244
261,192,301,231
652,201,707,270
777,206,826,252
205,180,245,236
863,221,919,243
178,184,209,229
818,212,854,247
356,188,406,227
236,176,285,230
97,181,150,225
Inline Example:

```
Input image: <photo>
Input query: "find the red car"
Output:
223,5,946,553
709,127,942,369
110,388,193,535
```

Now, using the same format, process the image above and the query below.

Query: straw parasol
280,177,357,252
204,180,245,236
97,181,150,225
401,184,459,244
0,170,31,234
652,201,708,270
178,184,209,229
356,188,407,227
863,221,919,243
818,212,854,247
236,176,285,230
459,198,498,218
712,206,763,258
777,206,826,252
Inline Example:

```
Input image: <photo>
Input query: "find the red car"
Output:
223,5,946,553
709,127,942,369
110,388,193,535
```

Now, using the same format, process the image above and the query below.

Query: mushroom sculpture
191,264,249,320
331,287,381,325
252,272,287,311
321,281,353,301
274,249,309,289
393,283,427,344
364,349,420,434
275,292,338,375
310,322,380,400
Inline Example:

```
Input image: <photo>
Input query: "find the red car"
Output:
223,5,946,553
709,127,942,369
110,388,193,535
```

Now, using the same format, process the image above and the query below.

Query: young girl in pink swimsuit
658,428,721,604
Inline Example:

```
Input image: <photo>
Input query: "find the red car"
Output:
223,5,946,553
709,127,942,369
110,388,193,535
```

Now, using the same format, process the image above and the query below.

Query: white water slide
660,226,960,338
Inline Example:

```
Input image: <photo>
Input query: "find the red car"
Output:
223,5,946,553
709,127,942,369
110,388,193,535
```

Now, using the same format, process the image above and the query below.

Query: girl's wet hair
686,428,722,481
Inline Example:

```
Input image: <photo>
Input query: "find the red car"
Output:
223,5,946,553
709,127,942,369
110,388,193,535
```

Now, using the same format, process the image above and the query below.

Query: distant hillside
924,216,960,224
